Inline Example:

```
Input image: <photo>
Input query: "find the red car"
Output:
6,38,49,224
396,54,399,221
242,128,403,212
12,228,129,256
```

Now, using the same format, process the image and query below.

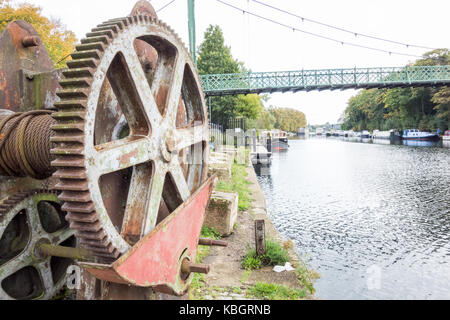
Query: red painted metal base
79,175,216,296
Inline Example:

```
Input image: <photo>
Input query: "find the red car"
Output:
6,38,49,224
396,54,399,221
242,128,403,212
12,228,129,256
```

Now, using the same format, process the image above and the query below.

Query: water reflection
402,140,441,148
255,138,450,300
325,135,445,148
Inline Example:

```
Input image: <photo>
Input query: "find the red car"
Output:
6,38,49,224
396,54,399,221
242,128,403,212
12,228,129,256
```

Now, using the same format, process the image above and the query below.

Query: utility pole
187,0,197,65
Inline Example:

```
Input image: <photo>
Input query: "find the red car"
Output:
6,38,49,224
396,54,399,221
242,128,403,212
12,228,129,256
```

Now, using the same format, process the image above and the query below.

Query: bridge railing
200,65,450,95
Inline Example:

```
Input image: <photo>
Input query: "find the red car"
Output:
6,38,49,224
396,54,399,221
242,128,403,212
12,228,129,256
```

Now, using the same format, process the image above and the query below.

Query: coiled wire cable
0,111,56,179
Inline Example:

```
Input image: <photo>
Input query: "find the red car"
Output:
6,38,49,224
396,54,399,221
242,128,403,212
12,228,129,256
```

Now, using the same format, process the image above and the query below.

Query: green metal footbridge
201,65,450,96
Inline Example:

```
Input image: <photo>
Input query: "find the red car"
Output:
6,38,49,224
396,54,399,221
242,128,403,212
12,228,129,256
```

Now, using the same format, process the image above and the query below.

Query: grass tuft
246,282,307,300
216,162,252,211
241,239,290,270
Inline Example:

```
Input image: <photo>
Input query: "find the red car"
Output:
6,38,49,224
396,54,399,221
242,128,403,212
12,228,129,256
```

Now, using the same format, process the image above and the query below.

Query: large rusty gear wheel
0,190,76,300
52,15,210,261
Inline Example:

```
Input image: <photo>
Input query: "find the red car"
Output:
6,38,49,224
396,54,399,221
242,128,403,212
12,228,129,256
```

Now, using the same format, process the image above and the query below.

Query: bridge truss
201,65,450,96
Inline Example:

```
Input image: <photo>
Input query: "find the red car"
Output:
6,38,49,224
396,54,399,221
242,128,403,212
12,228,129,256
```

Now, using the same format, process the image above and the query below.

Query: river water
255,137,450,300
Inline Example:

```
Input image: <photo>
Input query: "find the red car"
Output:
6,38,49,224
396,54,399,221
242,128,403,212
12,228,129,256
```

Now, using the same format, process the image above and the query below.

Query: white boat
443,130,450,141
402,129,440,141
316,128,324,136
372,129,402,140
361,130,370,138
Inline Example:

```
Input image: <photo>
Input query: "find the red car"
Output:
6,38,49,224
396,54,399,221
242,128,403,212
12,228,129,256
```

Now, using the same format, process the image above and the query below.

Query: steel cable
0,111,56,179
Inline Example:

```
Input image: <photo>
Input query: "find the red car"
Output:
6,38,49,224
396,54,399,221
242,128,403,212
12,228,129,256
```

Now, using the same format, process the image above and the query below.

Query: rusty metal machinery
0,190,75,300
0,0,217,299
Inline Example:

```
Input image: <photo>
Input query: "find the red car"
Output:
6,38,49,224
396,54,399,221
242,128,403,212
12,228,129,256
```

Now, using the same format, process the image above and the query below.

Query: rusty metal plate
79,175,215,296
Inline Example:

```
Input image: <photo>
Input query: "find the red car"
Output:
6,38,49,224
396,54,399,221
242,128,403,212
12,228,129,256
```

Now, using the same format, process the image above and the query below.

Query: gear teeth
59,78,92,89
56,89,89,100
69,220,102,232
84,242,116,254
50,147,84,156
66,212,98,223
92,249,120,260
92,25,119,34
86,30,114,40
106,17,129,25
62,201,95,214
75,42,105,53
51,122,85,133
0,190,76,297
50,134,84,144
54,100,86,110
53,168,87,180
66,59,98,69
75,230,107,240
58,191,91,202
51,156,84,168
52,111,85,121
71,50,102,60
62,68,94,79
79,237,109,247
100,21,126,31
52,15,208,261
81,36,109,45
54,180,89,192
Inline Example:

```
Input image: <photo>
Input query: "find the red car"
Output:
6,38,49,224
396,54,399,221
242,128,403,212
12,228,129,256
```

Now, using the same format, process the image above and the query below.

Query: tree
266,107,307,132
0,0,77,68
342,48,450,132
236,94,263,119
197,25,263,126
248,108,276,130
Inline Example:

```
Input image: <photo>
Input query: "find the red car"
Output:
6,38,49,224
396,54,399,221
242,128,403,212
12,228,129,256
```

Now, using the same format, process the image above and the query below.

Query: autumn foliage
0,0,77,68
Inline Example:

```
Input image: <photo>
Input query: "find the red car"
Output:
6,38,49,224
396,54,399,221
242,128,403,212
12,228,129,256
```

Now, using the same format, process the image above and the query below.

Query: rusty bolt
22,35,41,48
199,238,228,247
166,134,175,153
181,259,210,275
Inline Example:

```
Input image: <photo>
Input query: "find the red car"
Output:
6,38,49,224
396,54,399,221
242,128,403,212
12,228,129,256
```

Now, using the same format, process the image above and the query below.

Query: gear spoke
35,260,54,298
27,203,45,236
121,162,153,243
53,15,209,258
93,137,155,176
169,159,191,201
165,56,186,126
0,252,32,280
142,163,166,234
122,46,163,127
174,125,209,151
49,227,75,246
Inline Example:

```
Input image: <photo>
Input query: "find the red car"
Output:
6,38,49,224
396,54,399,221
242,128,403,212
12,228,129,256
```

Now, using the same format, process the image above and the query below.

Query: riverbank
189,150,319,300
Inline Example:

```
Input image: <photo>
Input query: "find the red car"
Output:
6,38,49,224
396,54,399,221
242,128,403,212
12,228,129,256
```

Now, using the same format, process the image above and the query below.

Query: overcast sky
24,0,450,125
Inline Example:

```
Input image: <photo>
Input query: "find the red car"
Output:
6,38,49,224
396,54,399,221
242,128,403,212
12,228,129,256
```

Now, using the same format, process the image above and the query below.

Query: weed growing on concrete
201,226,221,240
241,254,263,270
189,273,207,300
295,263,321,295
241,240,290,270
246,282,307,300
240,270,252,283
216,162,252,211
